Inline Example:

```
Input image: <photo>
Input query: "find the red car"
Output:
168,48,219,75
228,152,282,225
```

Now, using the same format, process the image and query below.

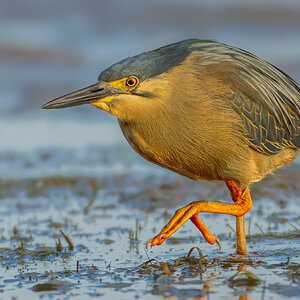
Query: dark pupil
127,79,135,86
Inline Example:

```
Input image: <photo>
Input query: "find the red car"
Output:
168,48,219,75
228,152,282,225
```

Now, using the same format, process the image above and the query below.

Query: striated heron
42,40,300,254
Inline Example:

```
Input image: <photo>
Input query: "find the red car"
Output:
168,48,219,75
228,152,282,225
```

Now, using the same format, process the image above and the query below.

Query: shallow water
0,129,299,299
1,0,300,299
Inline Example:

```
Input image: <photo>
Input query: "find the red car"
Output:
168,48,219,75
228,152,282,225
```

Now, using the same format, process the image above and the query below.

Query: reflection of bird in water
42,39,300,254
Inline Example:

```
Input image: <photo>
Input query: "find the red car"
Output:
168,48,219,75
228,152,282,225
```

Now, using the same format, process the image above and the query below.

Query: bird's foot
146,203,221,249
146,185,252,250
146,204,198,248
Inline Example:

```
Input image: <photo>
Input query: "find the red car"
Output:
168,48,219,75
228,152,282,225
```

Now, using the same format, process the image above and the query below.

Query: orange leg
236,216,247,254
226,181,248,254
146,181,252,254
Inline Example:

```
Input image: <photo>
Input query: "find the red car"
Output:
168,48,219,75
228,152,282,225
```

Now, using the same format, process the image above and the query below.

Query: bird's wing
195,42,300,155
225,88,299,154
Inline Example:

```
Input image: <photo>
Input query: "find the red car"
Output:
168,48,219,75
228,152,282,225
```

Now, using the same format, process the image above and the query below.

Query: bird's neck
117,102,215,180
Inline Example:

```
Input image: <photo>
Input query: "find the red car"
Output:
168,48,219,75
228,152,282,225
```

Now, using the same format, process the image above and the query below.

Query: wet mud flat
0,147,299,299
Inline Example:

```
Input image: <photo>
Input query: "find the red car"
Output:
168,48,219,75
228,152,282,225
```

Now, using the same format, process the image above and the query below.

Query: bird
42,39,300,255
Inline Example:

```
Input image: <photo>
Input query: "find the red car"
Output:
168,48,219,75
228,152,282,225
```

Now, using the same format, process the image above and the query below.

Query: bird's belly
119,122,222,181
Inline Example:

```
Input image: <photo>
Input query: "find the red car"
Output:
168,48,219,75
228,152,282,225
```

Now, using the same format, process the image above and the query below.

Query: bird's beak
42,82,120,109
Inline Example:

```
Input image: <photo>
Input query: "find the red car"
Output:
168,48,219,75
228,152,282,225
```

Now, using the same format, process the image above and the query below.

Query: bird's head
42,40,198,121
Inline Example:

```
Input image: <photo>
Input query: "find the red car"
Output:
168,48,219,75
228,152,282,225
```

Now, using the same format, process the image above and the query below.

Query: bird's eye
126,76,139,88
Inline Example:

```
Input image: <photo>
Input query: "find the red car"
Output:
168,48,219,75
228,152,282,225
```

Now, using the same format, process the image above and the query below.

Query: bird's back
188,40,300,155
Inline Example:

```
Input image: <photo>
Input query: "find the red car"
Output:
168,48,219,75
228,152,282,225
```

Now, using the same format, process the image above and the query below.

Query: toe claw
146,239,153,249
146,233,167,248
215,236,221,250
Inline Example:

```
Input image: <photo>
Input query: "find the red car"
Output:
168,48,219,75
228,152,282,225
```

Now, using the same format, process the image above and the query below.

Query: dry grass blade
56,237,62,252
255,223,264,235
59,229,74,251
289,223,299,232
13,226,19,237
226,223,236,235
84,199,95,215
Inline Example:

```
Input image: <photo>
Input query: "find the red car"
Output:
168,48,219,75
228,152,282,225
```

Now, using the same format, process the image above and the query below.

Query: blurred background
1,0,300,153
0,1,299,299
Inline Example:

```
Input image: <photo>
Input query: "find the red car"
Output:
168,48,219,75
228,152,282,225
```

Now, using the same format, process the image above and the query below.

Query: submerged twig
160,262,171,276
187,246,204,264
137,258,157,268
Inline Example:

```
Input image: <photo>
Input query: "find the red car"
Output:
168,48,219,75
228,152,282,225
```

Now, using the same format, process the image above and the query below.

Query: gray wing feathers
192,41,300,154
